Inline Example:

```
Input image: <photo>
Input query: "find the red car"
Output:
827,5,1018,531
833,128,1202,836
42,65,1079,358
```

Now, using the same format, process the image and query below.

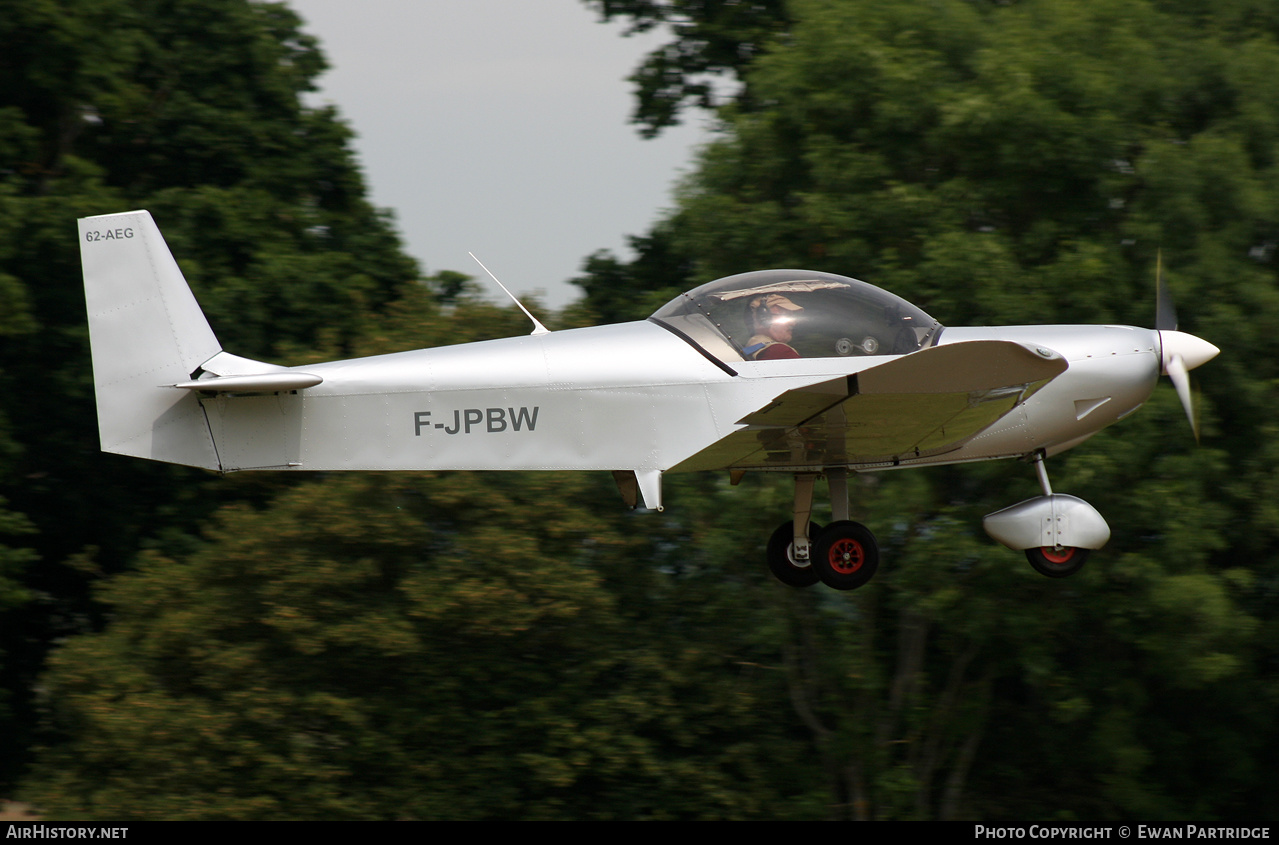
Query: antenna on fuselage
468,252,550,336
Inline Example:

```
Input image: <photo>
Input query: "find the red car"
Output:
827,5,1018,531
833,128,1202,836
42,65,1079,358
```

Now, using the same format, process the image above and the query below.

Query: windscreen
650,270,941,364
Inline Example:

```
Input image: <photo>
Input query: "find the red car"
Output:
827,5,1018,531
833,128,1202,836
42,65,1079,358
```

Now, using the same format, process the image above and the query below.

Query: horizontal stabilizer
172,372,323,392
80,210,286,470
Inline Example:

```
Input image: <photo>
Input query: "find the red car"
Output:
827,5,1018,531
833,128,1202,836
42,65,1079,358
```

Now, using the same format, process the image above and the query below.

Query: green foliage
0,0,422,795
24,472,810,819
584,0,792,136
570,221,694,324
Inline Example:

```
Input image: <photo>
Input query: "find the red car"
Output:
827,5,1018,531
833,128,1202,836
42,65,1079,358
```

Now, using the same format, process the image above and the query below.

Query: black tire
1025,546,1089,578
812,520,879,590
767,521,823,588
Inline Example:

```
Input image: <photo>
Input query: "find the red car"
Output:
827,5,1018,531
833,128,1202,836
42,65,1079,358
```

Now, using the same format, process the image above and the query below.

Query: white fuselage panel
202,321,1161,475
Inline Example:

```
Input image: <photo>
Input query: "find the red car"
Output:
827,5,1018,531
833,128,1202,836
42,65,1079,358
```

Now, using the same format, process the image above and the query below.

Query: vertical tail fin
79,210,223,469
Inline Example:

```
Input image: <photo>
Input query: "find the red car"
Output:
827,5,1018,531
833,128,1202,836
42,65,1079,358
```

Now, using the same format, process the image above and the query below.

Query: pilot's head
749,294,803,342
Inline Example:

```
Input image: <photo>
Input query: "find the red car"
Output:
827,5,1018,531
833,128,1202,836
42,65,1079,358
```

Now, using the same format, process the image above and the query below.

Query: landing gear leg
828,467,849,523
1034,452,1053,497
766,473,820,587
766,469,881,590
1024,453,1089,578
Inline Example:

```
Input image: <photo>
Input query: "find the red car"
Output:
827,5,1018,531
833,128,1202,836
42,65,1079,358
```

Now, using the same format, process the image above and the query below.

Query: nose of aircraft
1157,329,1220,440
1159,329,1220,374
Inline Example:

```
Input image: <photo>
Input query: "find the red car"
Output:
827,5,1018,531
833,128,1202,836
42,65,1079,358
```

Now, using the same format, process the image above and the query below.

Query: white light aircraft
80,210,1219,590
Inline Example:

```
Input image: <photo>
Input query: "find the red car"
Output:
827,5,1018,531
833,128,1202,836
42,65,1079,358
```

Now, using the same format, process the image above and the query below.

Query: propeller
1154,252,1219,441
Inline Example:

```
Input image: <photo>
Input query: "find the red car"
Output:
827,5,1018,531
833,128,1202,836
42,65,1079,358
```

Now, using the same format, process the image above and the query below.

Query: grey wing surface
671,340,1067,472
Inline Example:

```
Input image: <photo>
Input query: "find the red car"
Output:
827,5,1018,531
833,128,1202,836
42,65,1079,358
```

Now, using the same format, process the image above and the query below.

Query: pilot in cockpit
742,294,803,360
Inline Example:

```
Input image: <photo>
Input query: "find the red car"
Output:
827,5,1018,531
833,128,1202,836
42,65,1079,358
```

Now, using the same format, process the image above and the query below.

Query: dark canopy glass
650,270,941,364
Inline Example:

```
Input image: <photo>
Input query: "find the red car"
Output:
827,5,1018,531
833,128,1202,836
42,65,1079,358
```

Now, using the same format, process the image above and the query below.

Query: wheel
811,520,879,591
1025,546,1089,578
767,521,823,588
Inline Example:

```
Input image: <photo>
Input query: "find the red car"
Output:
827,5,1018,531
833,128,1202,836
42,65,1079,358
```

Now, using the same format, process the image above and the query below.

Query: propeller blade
1155,251,1178,332
1158,330,1218,442
1152,255,1217,440
1164,353,1198,442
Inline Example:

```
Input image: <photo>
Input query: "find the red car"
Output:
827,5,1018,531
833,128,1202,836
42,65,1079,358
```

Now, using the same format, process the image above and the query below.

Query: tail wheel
812,521,879,591
767,521,823,588
1025,546,1089,578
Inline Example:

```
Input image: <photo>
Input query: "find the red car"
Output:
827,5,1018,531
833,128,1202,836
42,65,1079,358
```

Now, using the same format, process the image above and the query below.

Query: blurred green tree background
1,0,1275,819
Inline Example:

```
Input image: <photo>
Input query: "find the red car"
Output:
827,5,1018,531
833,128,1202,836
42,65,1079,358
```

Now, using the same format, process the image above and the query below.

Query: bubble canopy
649,270,942,365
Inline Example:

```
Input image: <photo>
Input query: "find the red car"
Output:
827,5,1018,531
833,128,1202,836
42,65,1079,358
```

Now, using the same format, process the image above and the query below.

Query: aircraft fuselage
198,321,1160,482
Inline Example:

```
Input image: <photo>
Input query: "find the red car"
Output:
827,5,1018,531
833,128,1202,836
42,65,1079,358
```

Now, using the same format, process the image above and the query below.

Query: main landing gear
766,456,1110,588
766,470,880,591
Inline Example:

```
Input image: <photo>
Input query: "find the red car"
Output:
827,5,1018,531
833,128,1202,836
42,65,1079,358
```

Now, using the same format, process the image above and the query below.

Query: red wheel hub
1040,546,1077,564
828,538,865,574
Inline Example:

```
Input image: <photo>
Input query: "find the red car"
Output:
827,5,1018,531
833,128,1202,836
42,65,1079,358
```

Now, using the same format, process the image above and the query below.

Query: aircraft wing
671,340,1067,472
